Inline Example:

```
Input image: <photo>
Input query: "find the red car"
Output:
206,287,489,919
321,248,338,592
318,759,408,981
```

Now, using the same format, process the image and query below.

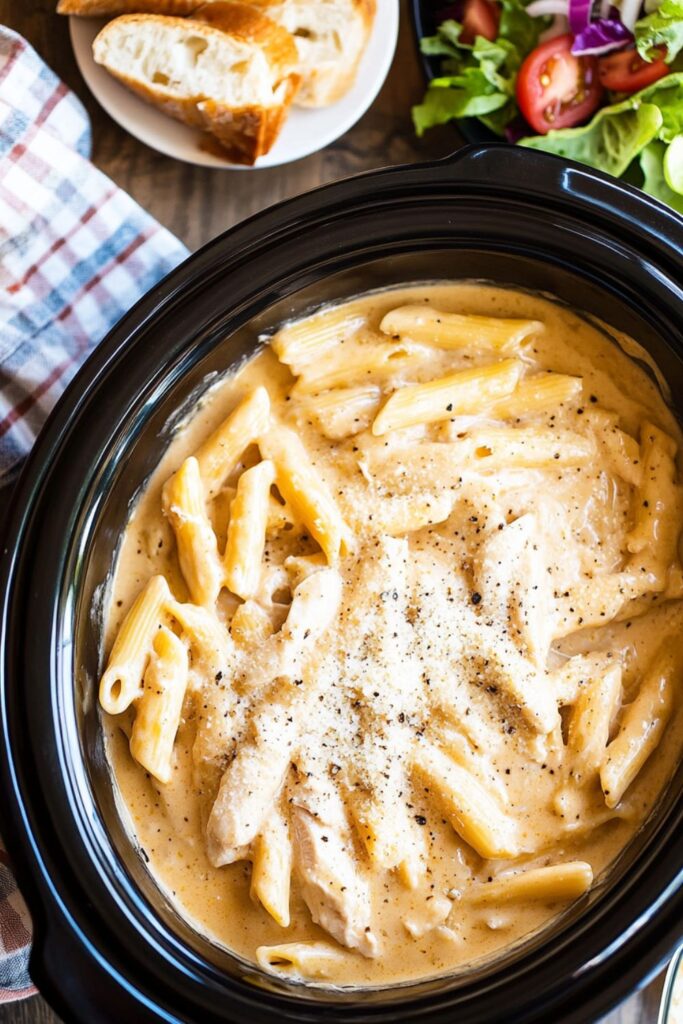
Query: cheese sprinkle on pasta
101,282,683,987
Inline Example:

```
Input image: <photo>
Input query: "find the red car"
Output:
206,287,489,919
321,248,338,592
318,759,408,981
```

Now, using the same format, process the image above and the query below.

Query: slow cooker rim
1,146,683,1024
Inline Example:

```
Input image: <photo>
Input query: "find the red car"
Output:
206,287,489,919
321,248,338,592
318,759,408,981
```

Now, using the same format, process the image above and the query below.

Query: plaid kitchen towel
0,25,189,1001
0,25,189,490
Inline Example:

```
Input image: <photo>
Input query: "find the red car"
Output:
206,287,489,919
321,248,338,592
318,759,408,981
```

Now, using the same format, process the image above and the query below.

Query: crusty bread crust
58,0,201,14
241,0,377,107
92,10,299,164
191,1,298,75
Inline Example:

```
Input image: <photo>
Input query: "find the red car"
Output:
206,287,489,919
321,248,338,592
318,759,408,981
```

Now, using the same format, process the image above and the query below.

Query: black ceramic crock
1,145,682,1024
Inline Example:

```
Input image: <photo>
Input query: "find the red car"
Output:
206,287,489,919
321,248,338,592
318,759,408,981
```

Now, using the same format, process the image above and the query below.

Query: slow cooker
1,144,682,1024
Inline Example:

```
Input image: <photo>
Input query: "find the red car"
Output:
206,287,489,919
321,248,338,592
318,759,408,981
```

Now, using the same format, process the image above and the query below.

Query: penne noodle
100,575,170,715
271,309,366,371
550,653,617,706
581,409,642,487
553,571,660,640
372,359,522,436
256,941,344,980
230,600,274,646
129,627,188,784
194,387,271,499
224,460,275,601
162,456,222,606
250,811,292,927
484,373,582,421
469,862,593,905
412,743,519,859
380,305,542,352
303,385,381,439
290,340,423,396
359,492,454,536
566,663,622,783
600,645,676,808
167,599,233,681
627,421,682,586
259,426,352,562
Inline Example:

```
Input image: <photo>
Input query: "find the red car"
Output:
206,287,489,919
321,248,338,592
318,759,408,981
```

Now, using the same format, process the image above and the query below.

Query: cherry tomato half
598,46,669,92
460,0,500,44
516,34,604,134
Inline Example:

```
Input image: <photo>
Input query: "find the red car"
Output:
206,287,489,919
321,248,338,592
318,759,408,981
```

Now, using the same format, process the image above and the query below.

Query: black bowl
409,0,498,144
1,145,683,1024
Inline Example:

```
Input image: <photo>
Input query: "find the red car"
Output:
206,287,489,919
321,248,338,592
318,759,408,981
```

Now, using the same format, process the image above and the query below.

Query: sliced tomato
598,47,669,92
516,34,604,134
460,0,500,44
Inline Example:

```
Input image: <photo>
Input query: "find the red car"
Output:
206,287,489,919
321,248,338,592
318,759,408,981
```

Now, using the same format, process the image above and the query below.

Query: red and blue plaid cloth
0,24,188,1002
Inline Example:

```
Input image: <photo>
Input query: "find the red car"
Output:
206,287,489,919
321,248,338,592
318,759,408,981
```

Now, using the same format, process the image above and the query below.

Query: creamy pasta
101,282,683,987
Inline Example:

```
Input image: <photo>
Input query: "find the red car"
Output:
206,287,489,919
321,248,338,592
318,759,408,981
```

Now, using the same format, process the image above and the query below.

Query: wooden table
0,1,674,1021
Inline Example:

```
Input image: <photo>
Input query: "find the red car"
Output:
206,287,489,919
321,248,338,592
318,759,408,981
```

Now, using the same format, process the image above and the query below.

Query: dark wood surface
0,1,673,1021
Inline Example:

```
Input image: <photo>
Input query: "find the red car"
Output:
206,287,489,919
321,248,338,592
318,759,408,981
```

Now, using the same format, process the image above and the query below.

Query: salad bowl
411,0,683,210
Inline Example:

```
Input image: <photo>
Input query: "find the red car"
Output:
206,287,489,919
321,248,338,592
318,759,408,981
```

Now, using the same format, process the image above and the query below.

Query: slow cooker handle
437,143,683,250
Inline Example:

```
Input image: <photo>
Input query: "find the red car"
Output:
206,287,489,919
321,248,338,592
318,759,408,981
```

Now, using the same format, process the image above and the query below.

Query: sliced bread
92,3,300,164
245,0,376,106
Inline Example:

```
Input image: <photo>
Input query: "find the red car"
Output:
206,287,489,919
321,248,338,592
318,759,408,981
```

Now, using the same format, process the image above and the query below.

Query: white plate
70,1,399,169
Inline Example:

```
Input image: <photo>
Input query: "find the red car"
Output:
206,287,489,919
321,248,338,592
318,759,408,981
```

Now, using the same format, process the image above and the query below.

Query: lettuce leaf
637,71,683,140
519,102,663,175
413,79,509,135
640,139,683,209
635,0,683,62
413,2,542,135
519,72,683,179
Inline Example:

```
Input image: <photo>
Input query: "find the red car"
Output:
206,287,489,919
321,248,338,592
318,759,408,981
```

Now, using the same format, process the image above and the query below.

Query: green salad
415,0,683,211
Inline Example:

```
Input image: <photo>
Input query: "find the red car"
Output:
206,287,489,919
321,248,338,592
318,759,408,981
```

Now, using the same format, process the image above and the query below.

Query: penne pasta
100,282,683,982
256,941,344,980
259,426,351,562
412,743,519,859
600,645,676,808
230,600,274,646
469,863,593,905
162,456,222,607
550,653,617,706
166,598,233,681
194,387,271,499
290,340,423,396
627,422,682,586
553,571,659,640
271,309,366,371
303,385,381,439
372,359,522,436
357,492,454,536
380,305,542,352
581,409,642,487
250,811,292,927
100,575,170,715
129,627,188,784
484,373,582,421
224,460,275,601
566,663,622,783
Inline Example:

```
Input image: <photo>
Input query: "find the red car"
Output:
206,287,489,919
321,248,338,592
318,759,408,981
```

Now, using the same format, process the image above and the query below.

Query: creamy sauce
103,283,683,987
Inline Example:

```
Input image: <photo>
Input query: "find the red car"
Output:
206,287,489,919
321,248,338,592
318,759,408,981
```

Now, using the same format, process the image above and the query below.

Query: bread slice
58,1,200,13
92,4,300,164
244,0,376,106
